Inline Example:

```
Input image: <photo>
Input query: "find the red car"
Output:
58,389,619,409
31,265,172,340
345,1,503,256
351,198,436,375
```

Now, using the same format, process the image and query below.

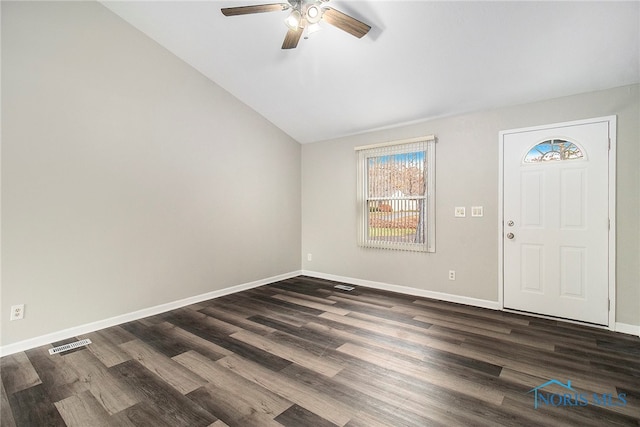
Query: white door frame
498,116,617,330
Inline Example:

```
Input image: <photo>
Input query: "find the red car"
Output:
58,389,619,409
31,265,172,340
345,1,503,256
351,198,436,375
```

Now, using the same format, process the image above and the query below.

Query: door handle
506,232,515,239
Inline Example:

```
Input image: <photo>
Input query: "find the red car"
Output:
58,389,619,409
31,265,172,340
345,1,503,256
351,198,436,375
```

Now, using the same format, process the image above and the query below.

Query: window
524,139,584,163
356,136,436,252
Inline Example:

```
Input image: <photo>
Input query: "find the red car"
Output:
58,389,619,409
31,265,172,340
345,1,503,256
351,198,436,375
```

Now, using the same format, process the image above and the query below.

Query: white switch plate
454,207,466,217
471,206,484,217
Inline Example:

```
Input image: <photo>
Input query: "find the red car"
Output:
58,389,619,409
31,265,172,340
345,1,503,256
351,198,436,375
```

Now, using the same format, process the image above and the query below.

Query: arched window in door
523,139,584,163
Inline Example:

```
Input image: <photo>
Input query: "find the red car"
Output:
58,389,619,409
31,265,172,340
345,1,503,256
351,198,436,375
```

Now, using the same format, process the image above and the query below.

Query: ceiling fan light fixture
285,9,302,29
305,4,322,24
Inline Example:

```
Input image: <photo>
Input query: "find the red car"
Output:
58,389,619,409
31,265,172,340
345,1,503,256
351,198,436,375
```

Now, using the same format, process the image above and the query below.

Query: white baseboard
0,270,302,357
4,270,636,357
615,322,640,337
301,270,501,310
303,270,640,336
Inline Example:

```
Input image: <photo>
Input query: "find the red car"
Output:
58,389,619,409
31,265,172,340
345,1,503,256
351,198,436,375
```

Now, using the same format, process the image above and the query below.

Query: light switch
471,206,484,217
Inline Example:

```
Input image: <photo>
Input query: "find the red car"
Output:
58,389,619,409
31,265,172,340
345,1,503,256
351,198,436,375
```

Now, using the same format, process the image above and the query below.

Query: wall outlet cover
454,207,466,217
10,304,25,321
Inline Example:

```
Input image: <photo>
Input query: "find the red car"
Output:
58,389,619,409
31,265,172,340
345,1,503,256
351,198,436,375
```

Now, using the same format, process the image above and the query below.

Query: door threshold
503,308,609,330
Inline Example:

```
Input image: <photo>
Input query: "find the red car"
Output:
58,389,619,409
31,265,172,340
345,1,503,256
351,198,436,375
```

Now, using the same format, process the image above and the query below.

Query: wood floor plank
109,360,216,427
305,320,429,360
247,315,347,351
0,380,17,427
187,386,285,427
346,410,420,427
319,311,455,349
334,363,500,427
110,401,175,427
175,307,242,335
279,361,449,427
174,350,292,418
555,341,640,366
413,310,514,334
269,286,342,305
119,339,207,395
202,304,309,335
120,320,193,358
84,329,133,368
463,337,628,394
217,354,354,426
63,348,141,415
327,288,413,308
162,309,293,372
230,329,344,377
328,294,396,310
272,293,351,315
24,346,90,403
411,298,532,326
271,277,335,297
54,390,113,427
199,306,279,335
0,351,42,394
337,341,505,406
274,404,338,427
248,293,326,316
7,384,67,426
430,321,556,350
155,322,233,361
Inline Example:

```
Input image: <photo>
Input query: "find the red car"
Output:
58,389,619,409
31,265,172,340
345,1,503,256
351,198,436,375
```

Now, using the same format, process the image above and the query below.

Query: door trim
498,116,617,329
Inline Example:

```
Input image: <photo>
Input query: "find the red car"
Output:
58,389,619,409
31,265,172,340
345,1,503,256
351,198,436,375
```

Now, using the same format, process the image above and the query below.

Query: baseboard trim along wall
3,269,638,357
302,270,640,338
615,322,640,337
301,270,501,311
0,270,303,357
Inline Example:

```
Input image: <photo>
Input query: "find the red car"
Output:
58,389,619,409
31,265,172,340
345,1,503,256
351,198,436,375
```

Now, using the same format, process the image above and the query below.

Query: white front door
501,118,613,325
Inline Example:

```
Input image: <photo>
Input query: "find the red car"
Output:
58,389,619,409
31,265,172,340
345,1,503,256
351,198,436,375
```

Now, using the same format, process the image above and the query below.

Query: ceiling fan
221,0,371,49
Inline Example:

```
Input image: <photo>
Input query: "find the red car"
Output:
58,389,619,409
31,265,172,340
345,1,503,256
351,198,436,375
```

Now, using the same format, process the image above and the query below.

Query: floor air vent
334,284,355,291
49,338,92,355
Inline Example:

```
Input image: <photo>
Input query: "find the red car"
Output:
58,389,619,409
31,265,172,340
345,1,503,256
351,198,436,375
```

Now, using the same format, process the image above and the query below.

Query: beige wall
1,1,301,346
302,84,639,327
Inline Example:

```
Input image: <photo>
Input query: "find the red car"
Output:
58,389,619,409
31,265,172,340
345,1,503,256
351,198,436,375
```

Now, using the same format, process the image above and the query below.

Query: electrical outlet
454,207,466,217
10,304,25,321
448,270,456,280
307,253,312,261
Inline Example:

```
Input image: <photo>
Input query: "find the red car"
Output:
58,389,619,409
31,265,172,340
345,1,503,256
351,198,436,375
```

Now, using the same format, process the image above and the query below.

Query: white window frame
355,135,436,252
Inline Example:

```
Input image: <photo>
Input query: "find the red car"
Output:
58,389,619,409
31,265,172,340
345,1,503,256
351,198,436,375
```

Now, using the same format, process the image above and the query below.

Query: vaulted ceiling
101,1,639,144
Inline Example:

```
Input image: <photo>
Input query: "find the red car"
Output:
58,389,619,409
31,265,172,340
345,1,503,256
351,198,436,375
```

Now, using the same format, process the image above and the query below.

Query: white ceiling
101,1,639,144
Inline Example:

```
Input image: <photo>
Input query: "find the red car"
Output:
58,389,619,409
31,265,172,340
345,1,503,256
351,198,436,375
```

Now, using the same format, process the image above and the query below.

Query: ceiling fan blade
221,3,289,16
322,7,370,38
282,25,303,49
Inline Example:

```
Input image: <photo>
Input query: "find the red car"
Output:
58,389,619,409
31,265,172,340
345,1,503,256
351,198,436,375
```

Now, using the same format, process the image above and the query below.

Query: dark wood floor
2,276,639,426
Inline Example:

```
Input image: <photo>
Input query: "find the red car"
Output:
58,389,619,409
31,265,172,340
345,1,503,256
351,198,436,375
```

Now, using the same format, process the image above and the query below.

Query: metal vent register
48,338,92,355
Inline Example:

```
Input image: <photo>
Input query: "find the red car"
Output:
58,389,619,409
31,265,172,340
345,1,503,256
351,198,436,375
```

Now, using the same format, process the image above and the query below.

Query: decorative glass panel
524,139,584,163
